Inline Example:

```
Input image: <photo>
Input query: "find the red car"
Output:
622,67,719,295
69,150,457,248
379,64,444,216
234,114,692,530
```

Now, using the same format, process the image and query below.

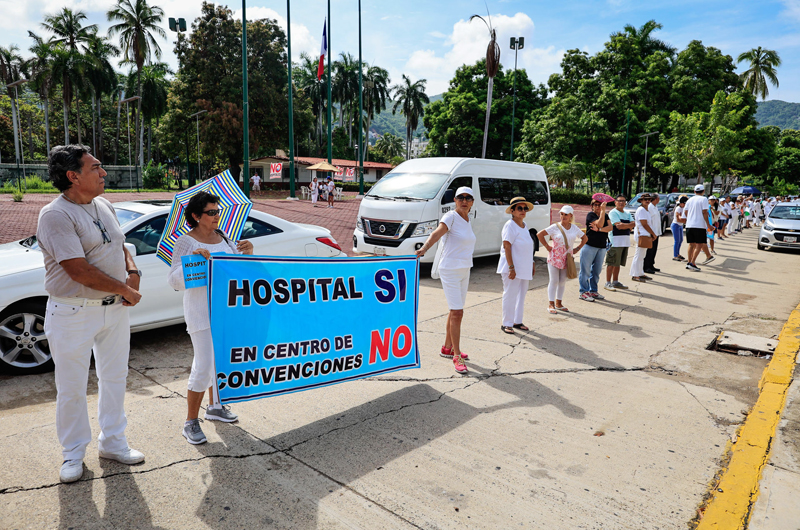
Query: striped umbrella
156,169,253,266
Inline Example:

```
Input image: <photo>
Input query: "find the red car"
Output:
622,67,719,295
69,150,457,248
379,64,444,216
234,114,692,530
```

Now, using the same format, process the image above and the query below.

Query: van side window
441,176,473,204
478,178,549,206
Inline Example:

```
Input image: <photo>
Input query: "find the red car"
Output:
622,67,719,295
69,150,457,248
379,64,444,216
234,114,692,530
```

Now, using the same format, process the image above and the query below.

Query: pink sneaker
453,355,468,374
440,346,469,360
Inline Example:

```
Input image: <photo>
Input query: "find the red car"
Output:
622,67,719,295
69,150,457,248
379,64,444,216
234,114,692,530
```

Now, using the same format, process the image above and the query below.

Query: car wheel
757,243,766,251
0,300,53,375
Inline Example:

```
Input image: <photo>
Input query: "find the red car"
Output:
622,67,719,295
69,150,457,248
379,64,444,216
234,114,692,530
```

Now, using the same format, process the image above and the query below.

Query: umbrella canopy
306,161,339,172
592,192,615,203
730,186,761,196
156,169,253,266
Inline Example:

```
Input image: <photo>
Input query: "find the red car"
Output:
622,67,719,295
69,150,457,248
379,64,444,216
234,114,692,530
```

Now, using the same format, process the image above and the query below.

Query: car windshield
769,206,800,220
19,207,144,251
366,173,450,200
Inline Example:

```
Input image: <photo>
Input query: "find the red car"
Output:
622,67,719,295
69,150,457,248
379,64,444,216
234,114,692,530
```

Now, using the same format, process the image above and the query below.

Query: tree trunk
76,97,82,145
481,76,494,159
147,120,151,163
27,109,34,159
10,97,20,164
91,93,97,155
44,97,51,157
97,95,103,162
63,98,69,144
137,68,143,168
114,92,122,165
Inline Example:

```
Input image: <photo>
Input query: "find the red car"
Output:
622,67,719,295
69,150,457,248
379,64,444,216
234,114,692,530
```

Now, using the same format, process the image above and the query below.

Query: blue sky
1,0,798,102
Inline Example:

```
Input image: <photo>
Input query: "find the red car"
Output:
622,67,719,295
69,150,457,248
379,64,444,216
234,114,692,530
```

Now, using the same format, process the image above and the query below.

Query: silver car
758,202,800,250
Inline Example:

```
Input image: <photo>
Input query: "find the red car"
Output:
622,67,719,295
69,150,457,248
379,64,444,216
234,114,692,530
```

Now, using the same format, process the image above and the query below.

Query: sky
1,0,798,102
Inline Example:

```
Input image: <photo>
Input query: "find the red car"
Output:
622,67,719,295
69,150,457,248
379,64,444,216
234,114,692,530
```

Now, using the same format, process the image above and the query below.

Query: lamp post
241,1,251,198
190,110,207,183
444,143,448,157
168,18,189,187
357,0,364,196
120,96,141,191
509,37,524,161
640,131,659,193
286,0,297,200
8,79,28,189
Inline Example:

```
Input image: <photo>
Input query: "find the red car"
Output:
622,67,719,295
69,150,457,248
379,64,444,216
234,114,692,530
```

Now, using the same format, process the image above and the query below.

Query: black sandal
513,323,530,331
501,325,515,334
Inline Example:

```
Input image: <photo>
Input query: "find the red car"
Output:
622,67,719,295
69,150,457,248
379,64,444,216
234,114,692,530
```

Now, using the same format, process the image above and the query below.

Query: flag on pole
269,163,283,179
317,19,327,81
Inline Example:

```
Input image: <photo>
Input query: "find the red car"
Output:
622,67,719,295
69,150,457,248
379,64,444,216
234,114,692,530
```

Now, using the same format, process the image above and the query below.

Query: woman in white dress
497,197,536,334
537,205,588,314
310,176,319,206
168,191,254,444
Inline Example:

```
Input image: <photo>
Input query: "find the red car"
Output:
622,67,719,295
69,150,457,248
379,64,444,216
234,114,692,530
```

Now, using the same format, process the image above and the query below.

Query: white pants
311,191,318,204
547,263,567,302
729,212,738,234
44,299,130,461
189,328,220,405
439,267,470,310
501,274,529,326
630,244,646,277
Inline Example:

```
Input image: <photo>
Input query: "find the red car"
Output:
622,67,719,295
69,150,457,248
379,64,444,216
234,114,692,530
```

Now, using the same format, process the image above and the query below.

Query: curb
696,302,800,529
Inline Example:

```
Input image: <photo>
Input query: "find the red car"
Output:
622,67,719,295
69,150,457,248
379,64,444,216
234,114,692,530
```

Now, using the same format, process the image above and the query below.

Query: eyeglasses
456,195,474,202
93,219,111,244
202,209,221,216
615,199,627,202
515,206,529,211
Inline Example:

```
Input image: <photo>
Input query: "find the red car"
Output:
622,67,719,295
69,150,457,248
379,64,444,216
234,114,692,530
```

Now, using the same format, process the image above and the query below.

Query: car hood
359,197,429,222
0,240,44,276
766,218,800,231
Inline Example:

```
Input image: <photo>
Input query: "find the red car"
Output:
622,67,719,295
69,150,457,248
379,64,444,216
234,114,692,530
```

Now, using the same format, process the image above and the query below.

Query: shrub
24,175,56,191
339,181,374,192
12,190,24,202
142,161,167,189
549,188,593,205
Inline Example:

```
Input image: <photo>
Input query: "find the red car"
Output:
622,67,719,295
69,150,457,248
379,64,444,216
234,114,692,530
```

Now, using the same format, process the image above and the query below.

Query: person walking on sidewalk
643,194,663,275
579,199,612,302
718,197,730,240
685,184,715,272
605,196,635,291
630,194,657,283
538,205,588,314
326,177,336,208
37,145,145,483
310,176,320,206
672,196,687,261
497,197,536,333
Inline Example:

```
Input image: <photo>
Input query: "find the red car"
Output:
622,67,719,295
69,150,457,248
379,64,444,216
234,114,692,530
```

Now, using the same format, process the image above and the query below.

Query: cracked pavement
1,228,798,529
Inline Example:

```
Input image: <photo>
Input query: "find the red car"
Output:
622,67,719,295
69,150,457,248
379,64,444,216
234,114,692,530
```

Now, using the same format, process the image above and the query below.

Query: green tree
374,133,404,158
83,33,120,162
737,47,781,101
296,52,327,156
0,44,26,163
391,74,429,159
26,33,57,156
670,40,739,115
362,64,391,161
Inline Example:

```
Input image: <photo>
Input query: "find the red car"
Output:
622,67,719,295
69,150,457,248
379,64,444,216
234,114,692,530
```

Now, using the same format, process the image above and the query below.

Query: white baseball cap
694,184,705,191
559,205,574,215
455,186,474,198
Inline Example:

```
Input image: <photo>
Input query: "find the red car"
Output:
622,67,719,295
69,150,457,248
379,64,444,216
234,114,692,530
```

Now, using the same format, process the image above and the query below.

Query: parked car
624,193,682,233
758,202,800,251
0,200,343,375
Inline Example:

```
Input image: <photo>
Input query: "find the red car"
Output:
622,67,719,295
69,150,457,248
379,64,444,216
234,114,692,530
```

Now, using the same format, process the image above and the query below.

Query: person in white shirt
250,173,261,191
684,184,714,271
671,196,688,261
326,177,336,208
718,197,731,239
310,177,319,206
538,205,588,314
643,194,663,274
630,194,657,282
416,186,477,375
497,197,536,334
168,191,254,445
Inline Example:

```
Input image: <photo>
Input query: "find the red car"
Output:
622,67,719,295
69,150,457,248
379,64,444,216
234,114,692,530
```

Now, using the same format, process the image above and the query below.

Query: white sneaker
60,459,84,483
99,447,145,465
579,292,595,302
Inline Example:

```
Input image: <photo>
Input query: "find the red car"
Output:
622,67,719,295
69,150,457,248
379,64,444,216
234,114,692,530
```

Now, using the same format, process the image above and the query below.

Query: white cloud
232,7,318,62
782,0,800,21
428,31,447,39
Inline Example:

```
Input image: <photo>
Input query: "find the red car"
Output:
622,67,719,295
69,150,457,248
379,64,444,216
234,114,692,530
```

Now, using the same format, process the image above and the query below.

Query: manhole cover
708,331,777,358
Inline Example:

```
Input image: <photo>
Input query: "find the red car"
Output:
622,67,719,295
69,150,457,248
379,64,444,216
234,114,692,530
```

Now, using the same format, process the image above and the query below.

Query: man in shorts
684,184,714,271
605,195,636,291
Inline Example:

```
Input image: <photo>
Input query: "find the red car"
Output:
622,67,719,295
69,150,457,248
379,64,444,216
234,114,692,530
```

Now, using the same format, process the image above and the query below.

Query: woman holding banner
415,186,476,375
168,191,254,445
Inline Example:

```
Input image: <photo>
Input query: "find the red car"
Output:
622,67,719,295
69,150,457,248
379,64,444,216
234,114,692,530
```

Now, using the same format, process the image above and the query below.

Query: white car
0,200,343,375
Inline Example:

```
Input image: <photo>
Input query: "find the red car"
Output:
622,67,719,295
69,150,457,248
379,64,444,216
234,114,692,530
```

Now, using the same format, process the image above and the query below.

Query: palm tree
375,133,404,158
107,0,166,168
84,33,119,161
737,47,781,101
41,7,97,143
391,75,429,160
620,20,676,57
362,64,391,161
130,62,171,162
333,52,358,143
470,13,500,159
1,44,27,164
296,52,327,155
27,33,56,156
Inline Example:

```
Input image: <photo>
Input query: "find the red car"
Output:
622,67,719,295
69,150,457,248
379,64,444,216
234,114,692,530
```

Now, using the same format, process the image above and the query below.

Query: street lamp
444,143,448,157
120,96,141,192
190,110,207,183
168,17,190,187
8,79,28,190
640,131,659,192
509,37,524,161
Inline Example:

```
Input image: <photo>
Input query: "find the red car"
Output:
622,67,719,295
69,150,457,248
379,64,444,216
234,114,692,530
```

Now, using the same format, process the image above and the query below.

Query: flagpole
357,0,364,196
327,0,332,165
286,0,297,199
242,0,250,198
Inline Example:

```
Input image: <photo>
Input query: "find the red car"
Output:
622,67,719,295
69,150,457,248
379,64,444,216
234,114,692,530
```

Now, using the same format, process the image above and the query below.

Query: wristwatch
127,269,143,278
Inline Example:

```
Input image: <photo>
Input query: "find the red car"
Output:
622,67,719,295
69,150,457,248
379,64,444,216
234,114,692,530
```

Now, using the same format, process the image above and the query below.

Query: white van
353,158,550,262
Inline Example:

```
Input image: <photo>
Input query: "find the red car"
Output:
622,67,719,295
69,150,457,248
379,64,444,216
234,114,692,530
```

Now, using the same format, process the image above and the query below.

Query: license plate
785,236,797,243
374,247,387,256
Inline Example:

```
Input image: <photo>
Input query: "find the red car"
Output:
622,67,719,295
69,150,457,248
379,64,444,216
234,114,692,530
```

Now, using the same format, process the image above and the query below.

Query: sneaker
604,282,616,292
590,292,605,300
453,355,468,374
204,404,238,423
687,263,701,272
613,281,629,290
440,346,469,360
579,292,595,302
60,459,84,483
183,418,207,445
702,256,716,265
99,447,145,465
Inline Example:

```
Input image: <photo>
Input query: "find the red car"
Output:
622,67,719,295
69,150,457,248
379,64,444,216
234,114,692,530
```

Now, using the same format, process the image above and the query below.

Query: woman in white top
537,205,588,314
497,197,536,334
415,186,477,375
168,191,254,445
671,196,688,261
327,178,336,208
310,177,319,206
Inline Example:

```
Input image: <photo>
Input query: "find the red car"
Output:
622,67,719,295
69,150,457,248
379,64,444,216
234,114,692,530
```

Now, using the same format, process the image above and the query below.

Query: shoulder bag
557,224,578,280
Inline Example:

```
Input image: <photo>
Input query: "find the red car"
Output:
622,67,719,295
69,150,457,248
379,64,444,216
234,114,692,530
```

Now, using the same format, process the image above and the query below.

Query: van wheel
0,301,53,375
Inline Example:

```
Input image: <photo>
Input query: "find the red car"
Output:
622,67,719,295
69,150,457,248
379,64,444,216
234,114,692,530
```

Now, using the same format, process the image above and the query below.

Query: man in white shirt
643,194,663,274
684,184,714,271
250,173,261,191
630,194,657,282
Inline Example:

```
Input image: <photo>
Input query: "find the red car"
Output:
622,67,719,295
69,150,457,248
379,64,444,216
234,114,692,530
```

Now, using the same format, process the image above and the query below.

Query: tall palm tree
0,44,27,164
375,133,404,158
107,0,166,168
333,52,358,142
737,47,781,101
391,74,429,160
130,62,171,162
362,64,391,161
41,7,97,143
84,33,119,161
27,33,56,156
470,13,500,159
620,19,676,57
296,52,327,155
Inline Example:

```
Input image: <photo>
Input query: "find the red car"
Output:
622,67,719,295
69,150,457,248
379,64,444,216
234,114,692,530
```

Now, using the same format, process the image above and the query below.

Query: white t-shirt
438,210,476,270
327,181,335,192
673,205,686,225
720,203,731,219
649,203,663,236
635,206,652,236
544,222,584,253
252,175,261,185
497,220,534,280
684,195,710,229
310,181,319,193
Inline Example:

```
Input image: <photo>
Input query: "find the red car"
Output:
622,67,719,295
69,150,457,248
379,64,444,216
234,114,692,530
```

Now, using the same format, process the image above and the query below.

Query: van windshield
366,173,450,200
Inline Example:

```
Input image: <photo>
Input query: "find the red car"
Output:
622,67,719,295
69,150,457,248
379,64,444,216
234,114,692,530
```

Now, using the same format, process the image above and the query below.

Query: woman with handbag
497,197,536,334
537,205,587,314
415,186,477,374
630,194,656,283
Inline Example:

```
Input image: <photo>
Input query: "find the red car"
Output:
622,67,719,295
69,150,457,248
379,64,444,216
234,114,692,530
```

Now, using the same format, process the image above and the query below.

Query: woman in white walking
168,191,254,444
497,197,536,334
538,205,587,314
416,186,477,374
310,176,319,206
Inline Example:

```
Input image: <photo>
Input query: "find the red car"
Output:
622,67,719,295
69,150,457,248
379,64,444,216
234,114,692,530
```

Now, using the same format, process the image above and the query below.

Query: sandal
547,307,558,314
501,325,515,334
555,306,570,312
513,323,530,331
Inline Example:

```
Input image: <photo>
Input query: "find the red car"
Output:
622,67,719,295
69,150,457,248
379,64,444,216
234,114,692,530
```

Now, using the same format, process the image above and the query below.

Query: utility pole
168,18,188,187
241,0,251,198
286,0,297,199
509,37,524,161
327,0,332,165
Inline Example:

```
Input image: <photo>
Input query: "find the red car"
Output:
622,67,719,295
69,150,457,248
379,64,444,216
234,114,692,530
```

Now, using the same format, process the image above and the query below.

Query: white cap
694,184,705,191
455,186,474,198
709,195,718,200
559,205,574,215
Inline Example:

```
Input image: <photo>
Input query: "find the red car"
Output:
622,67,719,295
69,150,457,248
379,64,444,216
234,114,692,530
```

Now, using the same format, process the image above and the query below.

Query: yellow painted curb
696,303,800,529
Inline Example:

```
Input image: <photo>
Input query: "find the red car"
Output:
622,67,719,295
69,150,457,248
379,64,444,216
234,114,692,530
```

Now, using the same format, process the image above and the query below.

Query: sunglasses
202,209,221,216
515,206,529,211
94,219,111,244
456,195,474,202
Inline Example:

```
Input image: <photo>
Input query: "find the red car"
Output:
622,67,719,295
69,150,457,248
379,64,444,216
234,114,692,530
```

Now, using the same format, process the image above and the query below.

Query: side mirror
124,242,137,257
442,189,456,204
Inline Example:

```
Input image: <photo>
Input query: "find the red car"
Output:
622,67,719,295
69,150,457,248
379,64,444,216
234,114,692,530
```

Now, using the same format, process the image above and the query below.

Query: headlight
356,218,364,231
412,220,439,237
763,221,774,232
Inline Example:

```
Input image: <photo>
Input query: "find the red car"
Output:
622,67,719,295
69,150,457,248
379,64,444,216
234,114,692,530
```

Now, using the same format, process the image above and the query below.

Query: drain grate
707,331,777,358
